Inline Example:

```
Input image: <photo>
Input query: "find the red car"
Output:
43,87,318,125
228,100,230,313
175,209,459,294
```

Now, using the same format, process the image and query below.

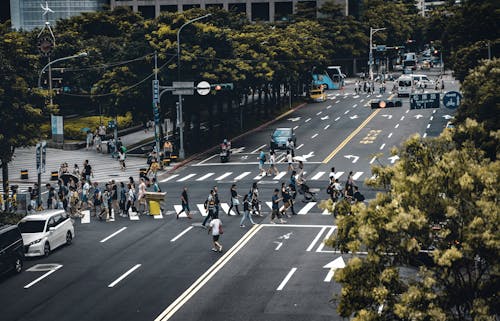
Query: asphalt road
0,70,458,321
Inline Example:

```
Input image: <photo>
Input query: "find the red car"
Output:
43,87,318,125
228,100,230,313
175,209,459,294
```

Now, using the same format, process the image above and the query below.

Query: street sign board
443,91,462,109
108,120,116,129
152,80,159,104
172,81,194,95
376,45,386,52
196,81,211,96
410,93,440,109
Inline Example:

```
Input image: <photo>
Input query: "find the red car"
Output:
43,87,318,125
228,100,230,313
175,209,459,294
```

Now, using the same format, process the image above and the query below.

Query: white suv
18,210,75,257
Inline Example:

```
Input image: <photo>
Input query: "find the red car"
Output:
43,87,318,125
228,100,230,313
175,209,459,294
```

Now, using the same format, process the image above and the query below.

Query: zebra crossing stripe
265,201,273,210
298,202,317,215
311,172,325,180
177,173,196,182
253,173,264,180
128,209,139,220
220,202,236,215
153,211,164,219
81,210,90,224
196,173,215,181
234,172,251,181
322,208,330,215
196,204,208,217
352,172,364,180
334,171,344,179
161,174,179,182
215,172,233,181
173,205,187,218
273,172,287,180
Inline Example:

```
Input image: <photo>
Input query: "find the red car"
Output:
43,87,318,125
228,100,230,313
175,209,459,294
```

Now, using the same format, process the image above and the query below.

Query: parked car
18,210,74,257
0,224,24,275
270,128,296,150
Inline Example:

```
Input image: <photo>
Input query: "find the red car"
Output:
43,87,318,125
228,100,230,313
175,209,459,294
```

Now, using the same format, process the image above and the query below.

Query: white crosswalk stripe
215,172,233,181
352,172,364,180
253,173,264,180
161,174,179,182
234,172,251,181
311,172,325,180
334,171,344,179
196,173,215,181
273,172,287,180
177,173,196,182
196,204,208,217
298,202,317,215
220,202,236,215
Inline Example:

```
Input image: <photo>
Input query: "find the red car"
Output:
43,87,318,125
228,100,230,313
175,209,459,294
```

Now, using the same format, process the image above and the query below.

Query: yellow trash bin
145,192,166,216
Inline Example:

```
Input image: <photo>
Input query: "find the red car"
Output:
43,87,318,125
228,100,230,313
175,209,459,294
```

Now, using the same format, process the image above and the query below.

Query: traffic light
212,83,234,91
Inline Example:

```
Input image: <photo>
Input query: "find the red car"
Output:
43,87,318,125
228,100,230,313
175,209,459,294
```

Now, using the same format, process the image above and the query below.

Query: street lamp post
37,51,87,207
369,27,386,81
176,14,211,160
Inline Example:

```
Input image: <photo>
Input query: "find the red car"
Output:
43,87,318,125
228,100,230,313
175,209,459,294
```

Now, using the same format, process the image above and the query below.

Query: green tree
325,128,499,320
0,23,48,199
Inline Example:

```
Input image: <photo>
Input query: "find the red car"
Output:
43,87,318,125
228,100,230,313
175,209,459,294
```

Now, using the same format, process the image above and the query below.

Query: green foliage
328,127,500,320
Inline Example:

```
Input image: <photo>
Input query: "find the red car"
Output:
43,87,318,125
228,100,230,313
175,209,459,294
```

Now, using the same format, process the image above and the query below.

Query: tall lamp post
176,13,211,160
37,51,88,207
369,27,386,81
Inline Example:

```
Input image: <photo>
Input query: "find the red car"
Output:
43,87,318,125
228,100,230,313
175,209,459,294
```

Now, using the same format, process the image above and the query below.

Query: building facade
110,0,347,22
10,0,109,30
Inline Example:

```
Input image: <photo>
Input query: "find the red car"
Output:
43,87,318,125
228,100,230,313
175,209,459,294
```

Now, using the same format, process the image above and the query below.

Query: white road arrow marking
287,117,301,122
414,114,423,119
344,155,359,163
301,152,315,161
381,114,393,120
320,115,329,120
388,155,400,164
349,115,359,119
443,114,453,120
323,257,346,282
231,147,245,154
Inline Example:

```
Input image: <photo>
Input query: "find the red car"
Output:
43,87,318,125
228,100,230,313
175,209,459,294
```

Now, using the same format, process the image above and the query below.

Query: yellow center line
322,109,381,164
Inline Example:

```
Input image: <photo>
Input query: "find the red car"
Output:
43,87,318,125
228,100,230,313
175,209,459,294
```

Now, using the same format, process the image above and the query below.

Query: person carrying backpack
258,149,266,176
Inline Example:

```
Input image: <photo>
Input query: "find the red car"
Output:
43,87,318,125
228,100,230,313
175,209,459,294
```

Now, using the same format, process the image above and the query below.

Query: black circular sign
38,37,54,56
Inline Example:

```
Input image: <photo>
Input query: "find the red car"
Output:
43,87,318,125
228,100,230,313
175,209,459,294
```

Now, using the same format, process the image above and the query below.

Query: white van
397,75,413,97
411,74,435,89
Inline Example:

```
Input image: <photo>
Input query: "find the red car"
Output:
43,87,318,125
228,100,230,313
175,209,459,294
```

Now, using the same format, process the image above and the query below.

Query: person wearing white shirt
208,218,223,253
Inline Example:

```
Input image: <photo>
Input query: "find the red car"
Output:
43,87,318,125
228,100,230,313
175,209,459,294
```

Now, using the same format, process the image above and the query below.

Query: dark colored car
270,128,296,150
0,224,24,276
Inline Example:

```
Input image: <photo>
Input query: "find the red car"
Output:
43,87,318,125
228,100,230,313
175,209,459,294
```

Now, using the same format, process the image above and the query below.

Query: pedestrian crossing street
77,200,332,224
160,170,370,184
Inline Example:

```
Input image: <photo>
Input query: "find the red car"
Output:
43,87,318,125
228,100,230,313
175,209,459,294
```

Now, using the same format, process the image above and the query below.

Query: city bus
312,66,345,90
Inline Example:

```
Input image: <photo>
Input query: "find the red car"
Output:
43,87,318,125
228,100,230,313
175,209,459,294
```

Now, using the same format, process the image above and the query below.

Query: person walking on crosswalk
258,149,266,176
250,182,262,216
213,186,220,217
228,184,241,215
208,217,223,253
240,194,256,228
267,150,279,176
270,188,286,224
202,190,216,227
176,187,192,219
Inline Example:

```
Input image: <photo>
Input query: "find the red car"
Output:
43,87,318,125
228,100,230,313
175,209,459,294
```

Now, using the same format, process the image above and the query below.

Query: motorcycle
220,141,231,163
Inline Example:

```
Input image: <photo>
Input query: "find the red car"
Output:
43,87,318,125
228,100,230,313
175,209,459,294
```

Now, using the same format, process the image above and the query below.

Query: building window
160,5,178,13
251,3,269,21
183,4,201,10
206,3,224,10
229,3,246,14
138,5,156,19
275,2,293,21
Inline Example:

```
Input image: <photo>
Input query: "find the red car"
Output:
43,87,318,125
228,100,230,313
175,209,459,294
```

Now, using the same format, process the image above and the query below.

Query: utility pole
152,52,161,177
369,27,386,81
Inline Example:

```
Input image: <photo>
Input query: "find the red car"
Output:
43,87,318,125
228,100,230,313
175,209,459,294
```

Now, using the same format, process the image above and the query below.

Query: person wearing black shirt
177,187,192,219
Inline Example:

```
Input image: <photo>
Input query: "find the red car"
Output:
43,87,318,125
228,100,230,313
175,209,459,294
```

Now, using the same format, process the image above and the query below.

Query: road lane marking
177,173,196,182
234,172,251,180
298,202,317,215
306,227,327,251
430,116,433,121
161,175,179,182
423,133,428,138
334,171,344,179
406,110,409,113
352,172,363,180
311,172,325,180
427,124,431,129
251,144,267,154
215,172,233,180
196,173,215,181
24,264,63,289
334,117,340,121
293,125,299,130
154,224,263,321
108,264,142,288
360,99,364,102
388,132,393,138
277,267,298,291
311,133,318,139
316,111,322,115
400,116,405,121
326,105,332,109
196,204,208,216
273,172,287,180
296,143,304,150
380,143,386,150
369,157,377,164
170,226,194,242
394,124,400,128
81,210,90,224
323,109,381,163
275,242,283,251
220,203,236,215
344,110,350,114
316,227,337,252
305,118,311,122
253,174,264,180
433,110,436,114
196,153,218,165
100,227,127,243
352,104,357,108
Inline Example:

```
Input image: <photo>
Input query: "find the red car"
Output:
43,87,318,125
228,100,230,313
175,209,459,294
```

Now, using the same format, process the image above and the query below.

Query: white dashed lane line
324,125,330,130
305,118,311,123
423,133,428,138
311,133,318,139
380,143,386,150
108,264,142,288
394,124,400,128
316,111,322,115
430,116,433,121
293,125,299,130
369,157,377,164
400,116,405,121
296,144,304,150
277,268,298,291
360,99,364,102
326,105,332,109
344,110,350,114
427,124,431,129
352,104,357,108
334,117,340,121
388,132,393,138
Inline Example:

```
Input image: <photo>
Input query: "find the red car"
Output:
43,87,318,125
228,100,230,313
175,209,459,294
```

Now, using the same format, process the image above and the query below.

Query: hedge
41,112,134,140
